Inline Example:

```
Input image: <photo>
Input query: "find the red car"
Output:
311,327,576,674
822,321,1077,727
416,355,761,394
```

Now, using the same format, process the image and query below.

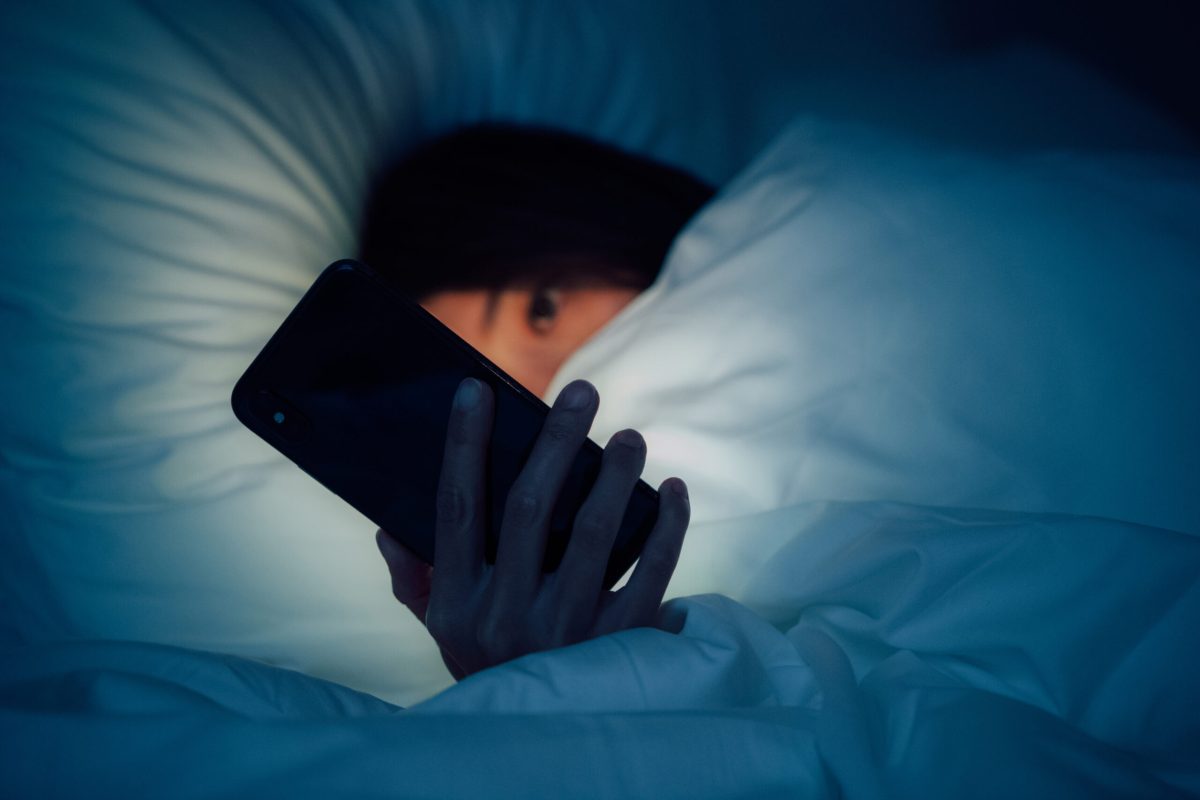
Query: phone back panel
232,260,658,588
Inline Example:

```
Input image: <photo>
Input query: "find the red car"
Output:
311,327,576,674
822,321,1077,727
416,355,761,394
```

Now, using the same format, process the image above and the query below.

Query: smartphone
231,259,658,589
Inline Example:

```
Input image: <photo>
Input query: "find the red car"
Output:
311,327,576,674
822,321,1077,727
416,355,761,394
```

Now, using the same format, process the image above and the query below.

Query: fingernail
559,381,594,410
454,378,481,410
667,478,689,502
613,429,644,449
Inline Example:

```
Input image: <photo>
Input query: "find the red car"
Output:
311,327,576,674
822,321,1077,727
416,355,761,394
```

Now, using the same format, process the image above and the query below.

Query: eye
528,287,561,333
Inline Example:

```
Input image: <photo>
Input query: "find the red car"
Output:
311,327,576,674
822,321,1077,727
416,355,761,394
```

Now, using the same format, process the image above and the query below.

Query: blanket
4,501,1196,798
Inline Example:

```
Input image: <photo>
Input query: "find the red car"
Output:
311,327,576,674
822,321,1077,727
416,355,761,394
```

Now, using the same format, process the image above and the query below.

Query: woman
358,124,714,678
358,123,714,398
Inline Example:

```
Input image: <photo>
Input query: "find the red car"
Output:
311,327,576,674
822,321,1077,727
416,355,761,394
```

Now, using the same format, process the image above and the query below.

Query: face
421,285,638,398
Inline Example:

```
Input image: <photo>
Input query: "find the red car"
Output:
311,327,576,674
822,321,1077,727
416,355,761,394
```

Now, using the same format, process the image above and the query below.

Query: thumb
375,528,433,622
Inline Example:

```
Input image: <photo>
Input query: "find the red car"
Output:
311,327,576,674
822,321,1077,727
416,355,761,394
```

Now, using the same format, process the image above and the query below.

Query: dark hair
357,124,714,300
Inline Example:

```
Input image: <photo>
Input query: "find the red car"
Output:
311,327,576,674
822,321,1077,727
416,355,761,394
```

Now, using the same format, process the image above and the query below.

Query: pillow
548,116,1200,532
0,0,841,704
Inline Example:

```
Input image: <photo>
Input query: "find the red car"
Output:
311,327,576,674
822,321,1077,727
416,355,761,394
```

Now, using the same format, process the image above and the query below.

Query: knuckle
505,491,541,528
543,420,574,442
638,549,678,580
476,613,520,658
436,482,469,526
572,515,615,559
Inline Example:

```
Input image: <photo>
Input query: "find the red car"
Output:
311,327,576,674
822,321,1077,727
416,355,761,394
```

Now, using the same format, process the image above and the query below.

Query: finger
431,378,494,588
376,528,433,622
376,529,470,682
553,429,647,638
492,379,597,599
614,477,690,629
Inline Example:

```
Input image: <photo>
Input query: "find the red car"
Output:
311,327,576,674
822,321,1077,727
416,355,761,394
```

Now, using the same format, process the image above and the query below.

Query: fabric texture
1,0,1196,712
3,502,1197,798
549,119,1200,532
1,2,1198,794
0,0,828,704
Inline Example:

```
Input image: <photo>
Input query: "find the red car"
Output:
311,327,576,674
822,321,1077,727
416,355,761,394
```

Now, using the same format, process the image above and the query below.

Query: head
357,124,714,396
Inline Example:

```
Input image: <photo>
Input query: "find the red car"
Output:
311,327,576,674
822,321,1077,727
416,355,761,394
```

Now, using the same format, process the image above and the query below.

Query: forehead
420,289,495,352
420,289,491,335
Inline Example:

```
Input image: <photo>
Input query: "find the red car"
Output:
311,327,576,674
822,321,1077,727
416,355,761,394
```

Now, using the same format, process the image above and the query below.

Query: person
358,124,713,679
357,123,714,398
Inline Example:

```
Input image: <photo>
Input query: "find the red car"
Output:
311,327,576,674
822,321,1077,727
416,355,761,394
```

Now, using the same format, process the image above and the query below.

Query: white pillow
0,1,836,704
549,117,1200,533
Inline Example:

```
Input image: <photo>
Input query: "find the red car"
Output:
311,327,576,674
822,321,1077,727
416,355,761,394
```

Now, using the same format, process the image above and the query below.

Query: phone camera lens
250,390,311,444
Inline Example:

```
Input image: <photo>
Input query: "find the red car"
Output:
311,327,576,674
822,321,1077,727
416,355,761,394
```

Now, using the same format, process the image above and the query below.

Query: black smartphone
231,259,658,589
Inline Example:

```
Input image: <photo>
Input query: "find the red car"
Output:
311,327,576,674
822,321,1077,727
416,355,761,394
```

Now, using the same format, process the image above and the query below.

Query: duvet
3,501,1197,798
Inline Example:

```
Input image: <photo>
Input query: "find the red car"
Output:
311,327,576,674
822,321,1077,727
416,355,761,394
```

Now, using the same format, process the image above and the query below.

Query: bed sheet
3,501,1196,798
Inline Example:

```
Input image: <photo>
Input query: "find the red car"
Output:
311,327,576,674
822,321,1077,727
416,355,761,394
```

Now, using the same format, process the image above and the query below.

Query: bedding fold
3,501,1196,798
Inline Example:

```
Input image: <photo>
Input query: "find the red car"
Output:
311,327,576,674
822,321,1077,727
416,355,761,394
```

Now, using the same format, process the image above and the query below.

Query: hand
376,378,690,680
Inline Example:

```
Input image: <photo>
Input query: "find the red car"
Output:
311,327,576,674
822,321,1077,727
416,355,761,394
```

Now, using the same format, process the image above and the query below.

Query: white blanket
3,502,1197,798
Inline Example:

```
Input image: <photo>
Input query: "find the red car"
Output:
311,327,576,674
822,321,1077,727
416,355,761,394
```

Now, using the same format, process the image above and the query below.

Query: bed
2,2,1198,797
